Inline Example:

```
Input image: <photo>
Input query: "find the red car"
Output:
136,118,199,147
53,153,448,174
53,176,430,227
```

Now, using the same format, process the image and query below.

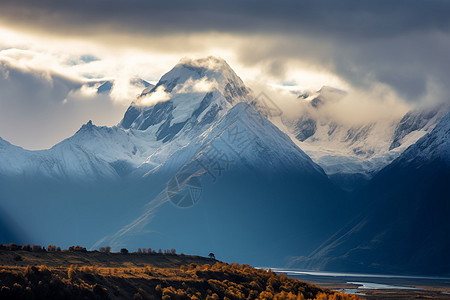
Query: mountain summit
0,57,347,267
291,112,450,275
1,57,448,274
120,56,250,134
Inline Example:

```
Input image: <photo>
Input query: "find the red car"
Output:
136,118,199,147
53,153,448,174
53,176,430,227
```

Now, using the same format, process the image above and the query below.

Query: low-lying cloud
174,78,219,94
137,86,170,107
252,80,410,128
136,77,219,107
0,60,128,150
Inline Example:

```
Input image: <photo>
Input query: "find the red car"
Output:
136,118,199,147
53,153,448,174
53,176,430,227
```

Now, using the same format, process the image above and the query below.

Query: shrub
120,248,129,254
32,245,42,252
7,243,20,251
206,293,220,300
259,291,274,300
145,266,153,275
99,246,111,253
68,264,77,280
68,245,87,252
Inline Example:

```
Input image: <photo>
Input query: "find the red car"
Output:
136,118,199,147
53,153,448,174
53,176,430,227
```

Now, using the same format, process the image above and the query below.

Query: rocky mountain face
0,57,350,267
289,112,450,275
278,87,449,191
0,56,448,274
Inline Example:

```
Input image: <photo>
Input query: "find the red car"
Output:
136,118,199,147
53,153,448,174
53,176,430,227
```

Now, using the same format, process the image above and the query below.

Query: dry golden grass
0,249,361,300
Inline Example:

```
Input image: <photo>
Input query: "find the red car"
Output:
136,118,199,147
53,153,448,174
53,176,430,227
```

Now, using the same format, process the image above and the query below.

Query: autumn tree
68,245,86,252
32,245,42,252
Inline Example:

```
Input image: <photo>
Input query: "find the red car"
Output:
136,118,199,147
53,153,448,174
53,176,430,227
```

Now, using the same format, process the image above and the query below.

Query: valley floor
274,270,450,299
0,249,358,300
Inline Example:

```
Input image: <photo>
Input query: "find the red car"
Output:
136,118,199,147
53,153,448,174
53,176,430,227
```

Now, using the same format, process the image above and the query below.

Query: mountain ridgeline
0,56,449,276
290,112,450,275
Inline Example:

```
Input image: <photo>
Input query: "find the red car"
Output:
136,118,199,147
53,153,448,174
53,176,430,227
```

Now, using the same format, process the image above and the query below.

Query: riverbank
269,269,450,299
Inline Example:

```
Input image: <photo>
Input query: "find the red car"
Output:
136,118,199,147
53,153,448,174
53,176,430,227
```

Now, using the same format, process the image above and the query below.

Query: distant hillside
0,248,358,300
288,112,450,276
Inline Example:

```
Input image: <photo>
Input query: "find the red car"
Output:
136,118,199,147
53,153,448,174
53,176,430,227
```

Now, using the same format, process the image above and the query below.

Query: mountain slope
279,88,449,191
120,56,249,132
290,112,450,275
389,105,447,150
0,135,119,181
96,102,349,267
0,57,351,267
0,57,249,181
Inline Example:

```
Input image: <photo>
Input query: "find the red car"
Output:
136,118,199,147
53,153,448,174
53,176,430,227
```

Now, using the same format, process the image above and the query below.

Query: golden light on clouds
1,0,448,149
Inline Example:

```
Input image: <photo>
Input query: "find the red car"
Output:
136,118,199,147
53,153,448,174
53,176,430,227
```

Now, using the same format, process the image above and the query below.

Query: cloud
137,86,171,107
1,0,449,38
0,0,449,149
319,84,410,125
135,76,220,107
109,76,148,104
174,77,219,94
66,84,100,100
233,31,450,103
0,60,127,150
178,57,227,72
1,1,449,104
250,79,410,127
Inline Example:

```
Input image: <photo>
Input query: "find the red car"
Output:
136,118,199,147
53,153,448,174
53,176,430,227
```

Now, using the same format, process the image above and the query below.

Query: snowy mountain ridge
0,56,448,189
1,56,310,182
289,109,450,275
120,57,249,131
1,56,450,272
392,110,450,167
275,87,450,189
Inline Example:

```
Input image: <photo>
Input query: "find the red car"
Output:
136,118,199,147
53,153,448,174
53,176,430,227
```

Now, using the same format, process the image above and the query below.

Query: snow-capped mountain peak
119,57,251,143
395,111,450,166
154,56,246,94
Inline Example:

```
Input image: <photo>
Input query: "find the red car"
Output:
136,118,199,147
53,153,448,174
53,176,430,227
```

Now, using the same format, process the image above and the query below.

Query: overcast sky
0,0,449,149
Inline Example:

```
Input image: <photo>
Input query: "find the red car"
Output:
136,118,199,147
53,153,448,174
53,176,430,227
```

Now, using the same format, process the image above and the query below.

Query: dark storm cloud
1,0,449,37
1,0,449,102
